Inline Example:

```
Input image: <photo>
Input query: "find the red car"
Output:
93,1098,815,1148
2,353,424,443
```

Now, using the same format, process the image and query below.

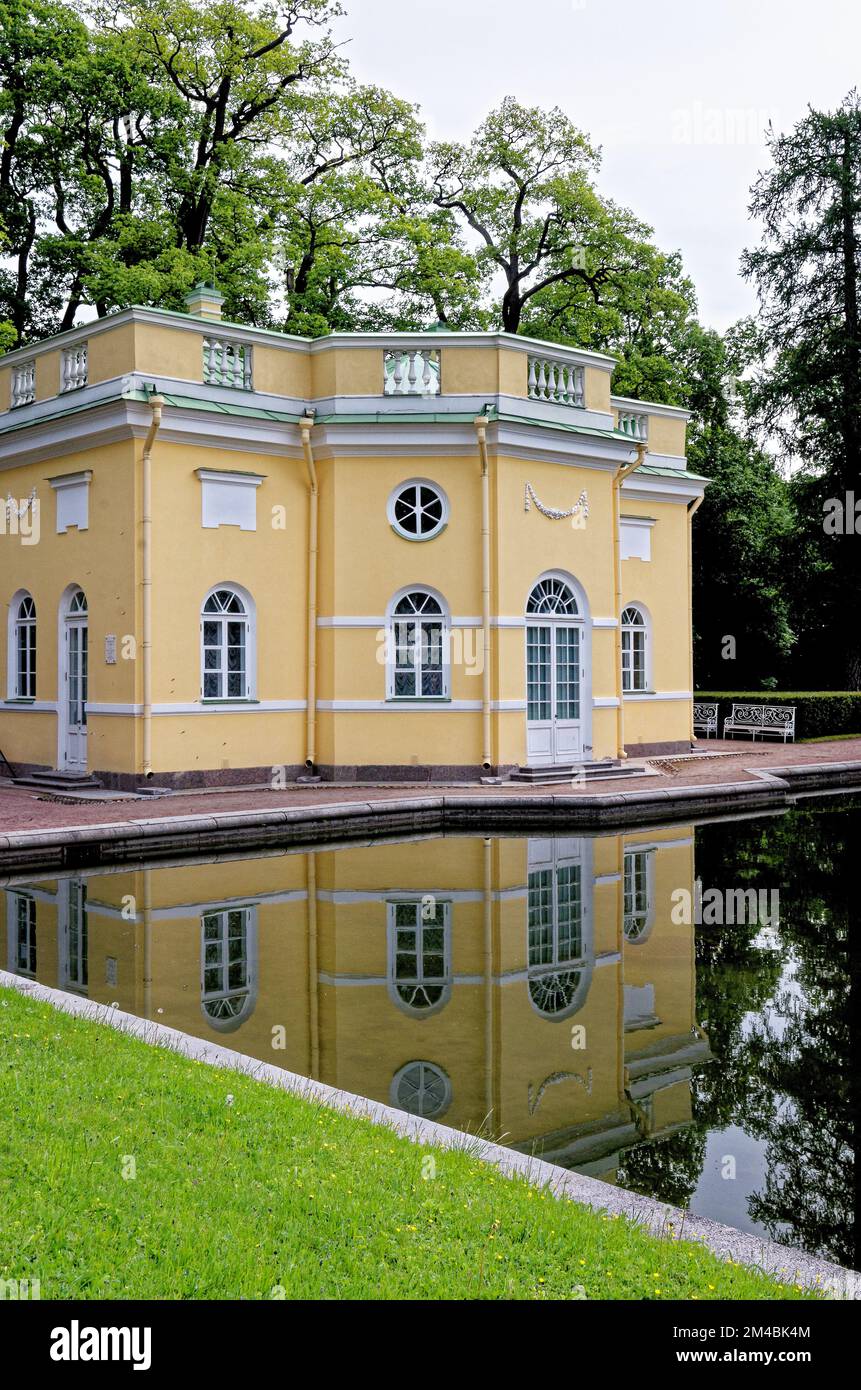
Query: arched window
387,588,448,699
623,848,655,943
621,604,650,692
201,586,253,700
390,1061,451,1118
201,906,257,1031
9,592,36,698
527,577,578,616
526,840,593,1019
387,899,451,1014
6,891,36,975
527,861,585,1016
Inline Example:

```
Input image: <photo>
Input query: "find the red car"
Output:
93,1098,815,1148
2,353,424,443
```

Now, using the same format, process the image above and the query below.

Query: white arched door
59,589,88,771
526,577,587,765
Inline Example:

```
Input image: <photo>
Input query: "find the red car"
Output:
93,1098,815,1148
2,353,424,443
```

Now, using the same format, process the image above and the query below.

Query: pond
3,797,857,1270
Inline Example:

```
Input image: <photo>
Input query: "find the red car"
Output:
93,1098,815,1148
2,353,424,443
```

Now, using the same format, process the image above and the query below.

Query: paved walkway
1,738,859,835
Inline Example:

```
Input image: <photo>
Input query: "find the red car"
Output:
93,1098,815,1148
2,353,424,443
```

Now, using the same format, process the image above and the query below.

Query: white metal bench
693,702,718,738
722,703,796,742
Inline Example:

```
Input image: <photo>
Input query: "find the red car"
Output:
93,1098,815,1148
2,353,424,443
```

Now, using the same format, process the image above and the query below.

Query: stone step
13,770,103,792
510,759,648,785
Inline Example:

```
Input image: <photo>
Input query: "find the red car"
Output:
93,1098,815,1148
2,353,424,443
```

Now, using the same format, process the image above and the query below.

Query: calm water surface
4,798,857,1269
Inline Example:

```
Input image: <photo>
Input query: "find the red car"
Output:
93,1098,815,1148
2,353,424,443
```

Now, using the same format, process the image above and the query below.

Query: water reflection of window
390,1061,451,1118
387,900,451,1015
7,892,36,975
60,880,88,993
201,907,257,1032
528,861,584,1016
623,849,654,943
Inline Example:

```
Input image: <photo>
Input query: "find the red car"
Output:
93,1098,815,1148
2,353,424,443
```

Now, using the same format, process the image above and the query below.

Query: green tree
742,91,861,687
687,326,798,688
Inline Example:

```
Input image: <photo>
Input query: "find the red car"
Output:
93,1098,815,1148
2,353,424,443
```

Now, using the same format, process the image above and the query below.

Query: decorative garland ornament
524,482,589,521
4,487,37,519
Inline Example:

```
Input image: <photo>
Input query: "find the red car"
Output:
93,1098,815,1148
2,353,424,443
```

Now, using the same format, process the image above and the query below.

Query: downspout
141,393,164,779
613,441,647,760
474,417,492,770
299,415,318,769
686,494,704,745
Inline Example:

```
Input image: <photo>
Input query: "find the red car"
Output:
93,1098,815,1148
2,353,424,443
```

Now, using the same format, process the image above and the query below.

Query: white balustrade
10,360,35,408
617,410,649,442
383,348,441,396
203,337,253,390
61,343,88,392
527,354,584,407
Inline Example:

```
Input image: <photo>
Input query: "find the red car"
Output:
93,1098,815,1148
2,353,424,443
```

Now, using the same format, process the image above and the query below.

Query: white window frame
385,586,450,701
623,847,656,943
49,470,91,533
6,890,36,975
196,468,264,531
621,603,651,693
8,590,36,699
387,898,452,1015
389,1061,452,1118
200,904,258,1032
386,478,449,542
200,584,256,702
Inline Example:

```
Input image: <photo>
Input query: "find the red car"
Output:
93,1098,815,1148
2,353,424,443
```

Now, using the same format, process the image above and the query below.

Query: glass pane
555,626,580,719
527,626,551,721
527,868,554,964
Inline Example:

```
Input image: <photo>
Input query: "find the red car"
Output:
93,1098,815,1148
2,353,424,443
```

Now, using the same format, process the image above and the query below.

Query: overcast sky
333,0,860,331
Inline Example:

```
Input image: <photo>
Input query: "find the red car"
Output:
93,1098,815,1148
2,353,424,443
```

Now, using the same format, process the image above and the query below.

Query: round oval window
388,480,447,540
390,1061,451,1118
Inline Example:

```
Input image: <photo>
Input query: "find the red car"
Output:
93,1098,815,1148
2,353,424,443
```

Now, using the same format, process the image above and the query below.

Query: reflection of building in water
2,827,709,1182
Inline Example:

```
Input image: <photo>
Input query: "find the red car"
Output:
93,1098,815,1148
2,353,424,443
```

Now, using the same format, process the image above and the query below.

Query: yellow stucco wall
0,313,699,776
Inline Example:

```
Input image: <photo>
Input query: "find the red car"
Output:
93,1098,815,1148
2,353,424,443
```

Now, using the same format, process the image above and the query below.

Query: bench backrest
693,703,718,723
729,702,796,729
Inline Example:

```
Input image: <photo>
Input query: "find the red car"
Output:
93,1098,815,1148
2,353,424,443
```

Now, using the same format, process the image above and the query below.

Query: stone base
624,741,692,758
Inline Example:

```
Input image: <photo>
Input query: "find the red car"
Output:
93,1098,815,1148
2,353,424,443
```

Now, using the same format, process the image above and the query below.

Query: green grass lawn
0,986,817,1301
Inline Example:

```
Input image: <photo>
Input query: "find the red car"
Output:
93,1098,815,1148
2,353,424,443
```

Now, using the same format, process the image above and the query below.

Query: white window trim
386,899,452,1016
386,478,449,542
621,602,652,693
385,585,450,701
200,583,257,703
6,890,37,975
7,589,36,700
620,514,655,562
48,470,92,533
196,468,264,531
200,904,259,1033
623,847,656,943
389,1060,452,1119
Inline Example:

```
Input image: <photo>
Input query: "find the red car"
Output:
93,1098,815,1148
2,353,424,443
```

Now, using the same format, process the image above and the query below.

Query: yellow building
0,286,706,786
1,828,709,1175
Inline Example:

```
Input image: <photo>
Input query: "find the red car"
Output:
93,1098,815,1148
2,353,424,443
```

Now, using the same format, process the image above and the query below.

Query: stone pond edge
2,759,861,873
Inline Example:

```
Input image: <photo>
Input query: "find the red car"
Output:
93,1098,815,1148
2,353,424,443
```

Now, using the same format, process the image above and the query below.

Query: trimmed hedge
695,692,861,740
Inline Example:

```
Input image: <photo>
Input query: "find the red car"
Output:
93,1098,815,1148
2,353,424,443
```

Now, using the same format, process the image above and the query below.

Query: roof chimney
184,282,224,321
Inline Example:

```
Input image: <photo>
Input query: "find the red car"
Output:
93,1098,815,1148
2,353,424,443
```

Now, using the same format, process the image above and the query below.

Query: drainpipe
299,414,319,769
613,441,647,760
686,494,704,745
474,417,492,770
141,394,164,779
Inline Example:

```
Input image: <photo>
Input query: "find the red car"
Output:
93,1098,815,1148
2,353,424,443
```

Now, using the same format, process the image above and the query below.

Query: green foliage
742,91,861,687
695,692,861,739
686,327,798,688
